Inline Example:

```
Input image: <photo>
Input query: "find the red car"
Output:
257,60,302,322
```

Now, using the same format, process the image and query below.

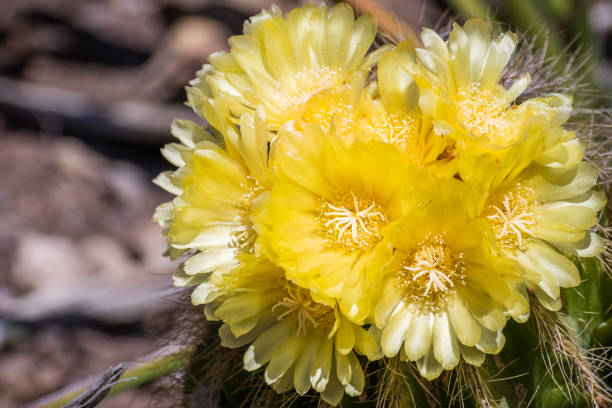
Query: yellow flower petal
447,296,482,347
403,311,433,361
433,312,461,370
265,335,303,384
416,346,444,380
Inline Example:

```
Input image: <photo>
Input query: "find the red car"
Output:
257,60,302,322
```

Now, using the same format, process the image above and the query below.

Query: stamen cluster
318,191,388,250
398,234,465,304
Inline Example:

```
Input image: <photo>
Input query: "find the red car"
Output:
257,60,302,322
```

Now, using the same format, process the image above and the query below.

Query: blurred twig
23,346,192,408
64,364,128,408
344,0,419,44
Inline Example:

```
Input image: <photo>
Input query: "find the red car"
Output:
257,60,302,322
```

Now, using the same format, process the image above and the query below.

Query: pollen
273,280,334,336
455,86,516,146
272,67,342,119
317,190,388,251
307,102,355,142
483,183,535,250
230,178,263,253
396,234,465,305
366,111,421,163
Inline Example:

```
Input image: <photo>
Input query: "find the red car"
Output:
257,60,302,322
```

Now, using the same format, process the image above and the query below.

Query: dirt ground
0,0,278,405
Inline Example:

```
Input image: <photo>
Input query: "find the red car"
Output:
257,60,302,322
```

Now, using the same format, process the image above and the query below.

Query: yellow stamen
455,85,516,146
317,190,388,251
308,102,355,141
484,183,535,249
272,280,334,336
366,111,418,154
271,67,342,118
230,178,263,253
397,234,465,305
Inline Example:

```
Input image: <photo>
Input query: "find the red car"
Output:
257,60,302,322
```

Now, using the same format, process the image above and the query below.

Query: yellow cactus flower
358,41,454,173
403,20,574,162
480,160,606,310
199,257,377,405
188,3,387,130
456,102,577,192
154,110,273,285
370,176,528,380
408,20,527,143
252,124,418,323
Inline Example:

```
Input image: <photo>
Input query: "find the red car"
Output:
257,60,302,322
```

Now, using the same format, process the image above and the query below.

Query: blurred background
0,0,610,406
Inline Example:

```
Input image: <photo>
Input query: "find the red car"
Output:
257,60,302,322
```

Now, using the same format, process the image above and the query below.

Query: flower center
273,280,334,336
483,183,535,250
309,103,355,139
396,234,465,304
455,86,515,146
273,67,342,119
230,178,263,253
317,190,388,251
366,111,421,162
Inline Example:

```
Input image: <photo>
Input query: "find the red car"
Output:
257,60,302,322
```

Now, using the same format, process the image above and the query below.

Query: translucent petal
244,319,293,371
447,297,482,347
320,361,345,406
526,161,598,202
310,338,333,392
381,302,412,357
270,367,295,393
191,282,221,305
353,326,377,360
344,353,365,396
327,3,354,68
416,346,444,380
463,19,492,84
475,327,505,354
534,287,563,311
421,28,449,62
554,231,604,258
403,311,433,361
183,249,237,275
460,345,486,366
335,317,356,355
526,240,580,288
535,139,584,169
374,279,403,327
153,171,182,195
294,335,321,395
481,32,517,89
432,312,460,370
345,12,377,70
335,352,352,386
265,335,303,384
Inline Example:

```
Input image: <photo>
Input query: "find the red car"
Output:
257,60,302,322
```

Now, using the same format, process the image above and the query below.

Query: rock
12,233,91,293
79,234,136,283
169,17,230,61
